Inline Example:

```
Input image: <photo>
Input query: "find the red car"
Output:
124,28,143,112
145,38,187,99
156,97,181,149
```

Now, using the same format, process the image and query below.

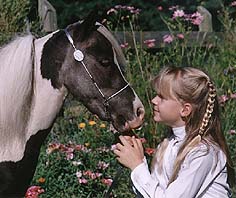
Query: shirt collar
172,126,186,141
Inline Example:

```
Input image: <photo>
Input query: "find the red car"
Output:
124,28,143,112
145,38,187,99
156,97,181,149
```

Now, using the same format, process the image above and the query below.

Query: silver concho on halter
64,29,84,62
73,50,84,62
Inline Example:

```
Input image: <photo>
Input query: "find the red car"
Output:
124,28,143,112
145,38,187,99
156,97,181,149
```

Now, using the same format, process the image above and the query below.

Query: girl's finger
136,138,143,151
119,135,131,147
115,143,124,150
113,149,121,157
131,136,139,149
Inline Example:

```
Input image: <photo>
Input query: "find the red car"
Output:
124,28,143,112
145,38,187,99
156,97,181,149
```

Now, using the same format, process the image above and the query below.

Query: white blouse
131,126,231,198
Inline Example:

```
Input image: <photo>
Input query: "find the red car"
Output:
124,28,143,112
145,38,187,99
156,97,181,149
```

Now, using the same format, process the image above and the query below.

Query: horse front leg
0,128,51,198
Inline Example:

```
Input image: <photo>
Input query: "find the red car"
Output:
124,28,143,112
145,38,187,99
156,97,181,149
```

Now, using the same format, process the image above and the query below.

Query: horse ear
77,9,105,41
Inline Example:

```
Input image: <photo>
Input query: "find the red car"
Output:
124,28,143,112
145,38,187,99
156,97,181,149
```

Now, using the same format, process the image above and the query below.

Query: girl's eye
100,59,110,67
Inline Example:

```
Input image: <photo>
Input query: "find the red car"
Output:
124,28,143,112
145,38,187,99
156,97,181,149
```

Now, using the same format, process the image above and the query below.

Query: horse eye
100,59,110,67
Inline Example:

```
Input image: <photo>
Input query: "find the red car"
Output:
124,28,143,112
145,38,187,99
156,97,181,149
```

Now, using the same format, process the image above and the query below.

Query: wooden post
38,0,57,32
197,6,213,32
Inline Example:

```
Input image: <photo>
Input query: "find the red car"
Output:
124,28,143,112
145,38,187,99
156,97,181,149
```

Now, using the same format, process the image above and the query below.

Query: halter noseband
64,28,130,119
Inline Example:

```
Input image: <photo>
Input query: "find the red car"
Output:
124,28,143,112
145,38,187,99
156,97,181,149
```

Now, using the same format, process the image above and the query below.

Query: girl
113,66,235,197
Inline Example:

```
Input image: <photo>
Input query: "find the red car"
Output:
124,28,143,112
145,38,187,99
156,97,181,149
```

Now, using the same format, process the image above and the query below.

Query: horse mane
97,24,127,72
0,34,35,161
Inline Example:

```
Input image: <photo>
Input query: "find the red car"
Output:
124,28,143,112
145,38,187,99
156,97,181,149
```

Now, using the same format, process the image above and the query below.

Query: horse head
40,12,145,133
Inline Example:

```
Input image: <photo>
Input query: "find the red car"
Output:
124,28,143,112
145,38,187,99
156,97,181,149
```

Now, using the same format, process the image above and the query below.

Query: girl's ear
180,103,192,117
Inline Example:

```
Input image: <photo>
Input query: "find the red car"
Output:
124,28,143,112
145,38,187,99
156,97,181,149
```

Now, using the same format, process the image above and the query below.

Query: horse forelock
0,35,35,162
97,24,126,72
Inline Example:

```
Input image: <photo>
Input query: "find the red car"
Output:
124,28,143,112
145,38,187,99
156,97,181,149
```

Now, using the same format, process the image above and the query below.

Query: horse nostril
137,107,145,120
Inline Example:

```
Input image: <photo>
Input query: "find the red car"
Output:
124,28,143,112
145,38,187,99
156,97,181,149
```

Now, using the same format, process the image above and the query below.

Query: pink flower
145,148,156,156
230,93,236,99
107,8,118,15
83,170,93,176
95,172,102,178
173,9,185,19
231,1,236,6
139,137,147,143
157,6,163,11
169,5,179,11
78,178,88,184
229,130,236,135
114,5,141,15
114,5,122,9
76,171,82,178
144,39,156,48
191,12,203,26
163,34,174,43
101,178,113,186
177,33,184,39
98,161,110,170
120,42,129,48
66,152,74,160
126,6,135,11
25,186,44,198
218,95,229,104
111,144,117,150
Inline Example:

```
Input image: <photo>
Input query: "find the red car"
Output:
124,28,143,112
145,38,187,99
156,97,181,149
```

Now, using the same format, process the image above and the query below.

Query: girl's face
151,94,185,128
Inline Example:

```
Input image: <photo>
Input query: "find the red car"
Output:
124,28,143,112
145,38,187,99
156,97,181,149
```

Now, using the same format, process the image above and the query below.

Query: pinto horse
0,13,145,197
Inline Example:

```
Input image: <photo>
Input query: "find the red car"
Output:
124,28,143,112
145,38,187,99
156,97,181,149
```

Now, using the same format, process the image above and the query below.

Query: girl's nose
151,96,158,105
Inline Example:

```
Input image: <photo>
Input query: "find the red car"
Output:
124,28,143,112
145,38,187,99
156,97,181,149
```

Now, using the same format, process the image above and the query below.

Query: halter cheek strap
64,29,84,61
64,28,130,117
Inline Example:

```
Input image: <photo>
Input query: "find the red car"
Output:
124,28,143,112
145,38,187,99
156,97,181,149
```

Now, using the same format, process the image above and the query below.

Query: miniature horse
0,13,145,197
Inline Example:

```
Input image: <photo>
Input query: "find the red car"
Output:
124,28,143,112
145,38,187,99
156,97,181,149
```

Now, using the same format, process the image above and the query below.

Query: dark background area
27,0,236,31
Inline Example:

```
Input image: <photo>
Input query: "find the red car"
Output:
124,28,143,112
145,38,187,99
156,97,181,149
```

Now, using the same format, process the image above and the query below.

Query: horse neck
26,31,68,139
0,35,35,162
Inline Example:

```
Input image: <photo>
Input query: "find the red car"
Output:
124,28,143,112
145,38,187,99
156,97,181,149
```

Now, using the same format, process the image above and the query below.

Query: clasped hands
113,135,144,170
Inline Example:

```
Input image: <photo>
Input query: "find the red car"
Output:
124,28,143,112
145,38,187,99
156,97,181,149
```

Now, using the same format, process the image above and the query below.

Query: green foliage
0,0,30,32
0,0,40,44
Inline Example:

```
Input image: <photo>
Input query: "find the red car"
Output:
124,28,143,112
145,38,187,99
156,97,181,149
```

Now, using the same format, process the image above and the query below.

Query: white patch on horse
0,35,34,162
0,31,67,162
27,32,67,138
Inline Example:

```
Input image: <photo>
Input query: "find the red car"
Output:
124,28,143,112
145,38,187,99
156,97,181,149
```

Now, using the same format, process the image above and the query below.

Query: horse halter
64,28,130,119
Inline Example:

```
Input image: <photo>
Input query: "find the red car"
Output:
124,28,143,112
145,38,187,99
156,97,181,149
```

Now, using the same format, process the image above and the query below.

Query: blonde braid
168,80,217,185
199,80,217,136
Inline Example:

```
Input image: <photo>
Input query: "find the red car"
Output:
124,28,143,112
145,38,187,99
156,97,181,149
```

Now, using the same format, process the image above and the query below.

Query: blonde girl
114,66,235,198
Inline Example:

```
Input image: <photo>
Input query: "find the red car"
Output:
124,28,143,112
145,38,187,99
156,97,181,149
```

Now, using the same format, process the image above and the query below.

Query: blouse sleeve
131,147,214,198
